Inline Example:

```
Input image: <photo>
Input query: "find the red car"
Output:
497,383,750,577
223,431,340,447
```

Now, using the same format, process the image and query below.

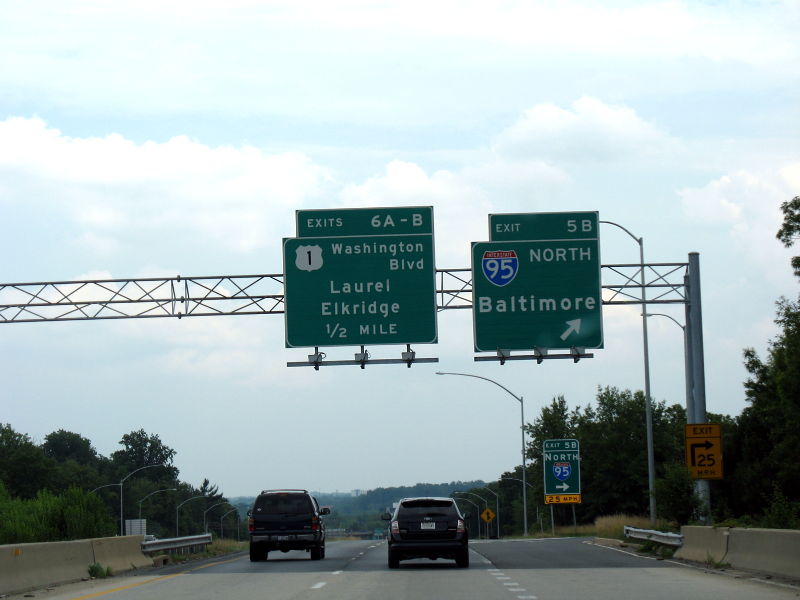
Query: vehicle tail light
311,516,319,531
248,517,255,532
457,519,465,533
391,520,400,534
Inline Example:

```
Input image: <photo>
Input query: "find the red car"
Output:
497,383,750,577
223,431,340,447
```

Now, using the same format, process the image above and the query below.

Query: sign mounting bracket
287,345,438,368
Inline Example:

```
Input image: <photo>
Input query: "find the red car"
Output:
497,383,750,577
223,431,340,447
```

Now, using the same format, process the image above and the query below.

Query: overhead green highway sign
472,211,602,352
489,211,598,242
297,206,433,238
283,207,437,348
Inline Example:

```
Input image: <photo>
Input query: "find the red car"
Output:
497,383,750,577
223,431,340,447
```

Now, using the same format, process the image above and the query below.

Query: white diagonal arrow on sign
559,319,582,341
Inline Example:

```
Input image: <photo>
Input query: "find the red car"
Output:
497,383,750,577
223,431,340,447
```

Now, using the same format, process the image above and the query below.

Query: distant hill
230,480,486,516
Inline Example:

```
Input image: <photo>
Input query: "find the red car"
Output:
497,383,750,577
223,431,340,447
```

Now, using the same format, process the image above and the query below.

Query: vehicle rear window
254,494,313,514
398,499,457,518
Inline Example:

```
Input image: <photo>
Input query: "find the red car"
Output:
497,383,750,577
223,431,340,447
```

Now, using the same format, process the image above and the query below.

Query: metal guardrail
624,526,683,547
141,533,212,554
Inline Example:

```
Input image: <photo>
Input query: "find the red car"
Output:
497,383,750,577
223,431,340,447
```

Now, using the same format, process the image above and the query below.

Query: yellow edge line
69,554,245,600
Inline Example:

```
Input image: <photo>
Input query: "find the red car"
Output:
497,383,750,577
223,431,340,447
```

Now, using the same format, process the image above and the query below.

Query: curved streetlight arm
89,483,120,494
177,494,206,510
451,496,481,538
121,463,165,484
600,220,642,247
454,491,487,508
220,508,239,540
221,508,239,519
138,487,177,520
436,372,521,404
644,312,684,330
139,487,177,504
176,494,206,537
204,501,229,516
500,476,535,489
203,501,231,534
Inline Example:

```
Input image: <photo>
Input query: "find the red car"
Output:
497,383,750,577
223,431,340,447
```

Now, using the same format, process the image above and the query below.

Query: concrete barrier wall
674,526,800,579
0,536,152,596
91,535,151,574
0,539,95,595
674,526,729,563
727,528,800,578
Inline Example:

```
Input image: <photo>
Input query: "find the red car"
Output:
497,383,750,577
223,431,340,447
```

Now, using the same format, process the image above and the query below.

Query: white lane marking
518,596,538,599
311,582,327,590
331,570,343,575
508,589,525,593
503,582,520,586
487,568,500,572
496,576,511,580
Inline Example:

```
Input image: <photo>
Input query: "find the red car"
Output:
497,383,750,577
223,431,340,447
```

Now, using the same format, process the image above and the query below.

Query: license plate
420,522,436,530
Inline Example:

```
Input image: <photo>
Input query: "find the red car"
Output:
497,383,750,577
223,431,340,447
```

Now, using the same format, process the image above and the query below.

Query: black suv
248,489,330,561
381,497,469,568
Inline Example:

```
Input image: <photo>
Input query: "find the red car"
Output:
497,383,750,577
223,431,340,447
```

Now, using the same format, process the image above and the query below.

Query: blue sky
1,0,798,496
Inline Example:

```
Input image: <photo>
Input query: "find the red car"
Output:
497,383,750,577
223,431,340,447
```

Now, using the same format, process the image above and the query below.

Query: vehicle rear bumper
389,539,467,559
250,532,320,543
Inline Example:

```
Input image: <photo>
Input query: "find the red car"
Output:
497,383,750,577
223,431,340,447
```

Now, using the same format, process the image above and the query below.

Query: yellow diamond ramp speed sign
481,507,496,523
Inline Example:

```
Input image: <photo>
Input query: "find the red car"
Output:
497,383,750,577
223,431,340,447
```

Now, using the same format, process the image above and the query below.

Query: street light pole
451,496,481,538
454,492,488,539
204,502,229,535
221,508,239,540
176,495,206,537
436,371,528,536
600,220,657,524
643,312,693,419
138,487,177,520
116,464,165,536
500,476,542,533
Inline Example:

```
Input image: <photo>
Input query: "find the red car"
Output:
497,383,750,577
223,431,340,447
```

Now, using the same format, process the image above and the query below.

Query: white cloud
492,97,681,164
679,165,798,283
0,117,332,253
0,2,795,127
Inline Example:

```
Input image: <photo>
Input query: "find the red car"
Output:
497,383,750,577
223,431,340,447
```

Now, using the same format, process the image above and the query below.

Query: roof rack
259,489,309,495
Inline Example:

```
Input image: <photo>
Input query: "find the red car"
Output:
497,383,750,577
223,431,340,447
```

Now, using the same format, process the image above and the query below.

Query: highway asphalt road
12,538,799,600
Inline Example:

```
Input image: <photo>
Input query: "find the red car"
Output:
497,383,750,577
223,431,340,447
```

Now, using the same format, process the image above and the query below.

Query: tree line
0,427,234,544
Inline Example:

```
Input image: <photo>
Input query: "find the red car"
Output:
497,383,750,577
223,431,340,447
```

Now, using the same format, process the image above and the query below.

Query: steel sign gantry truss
0,262,688,324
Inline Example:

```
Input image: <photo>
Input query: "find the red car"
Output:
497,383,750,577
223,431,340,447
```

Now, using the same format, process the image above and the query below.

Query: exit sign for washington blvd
283,207,437,348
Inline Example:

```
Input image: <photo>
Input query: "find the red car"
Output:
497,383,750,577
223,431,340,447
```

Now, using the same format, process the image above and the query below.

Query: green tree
43,429,99,465
0,423,56,498
733,298,800,512
777,196,800,276
111,429,179,480
655,462,700,524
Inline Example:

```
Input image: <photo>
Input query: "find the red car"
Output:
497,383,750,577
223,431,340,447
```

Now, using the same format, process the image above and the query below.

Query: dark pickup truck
248,489,330,561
